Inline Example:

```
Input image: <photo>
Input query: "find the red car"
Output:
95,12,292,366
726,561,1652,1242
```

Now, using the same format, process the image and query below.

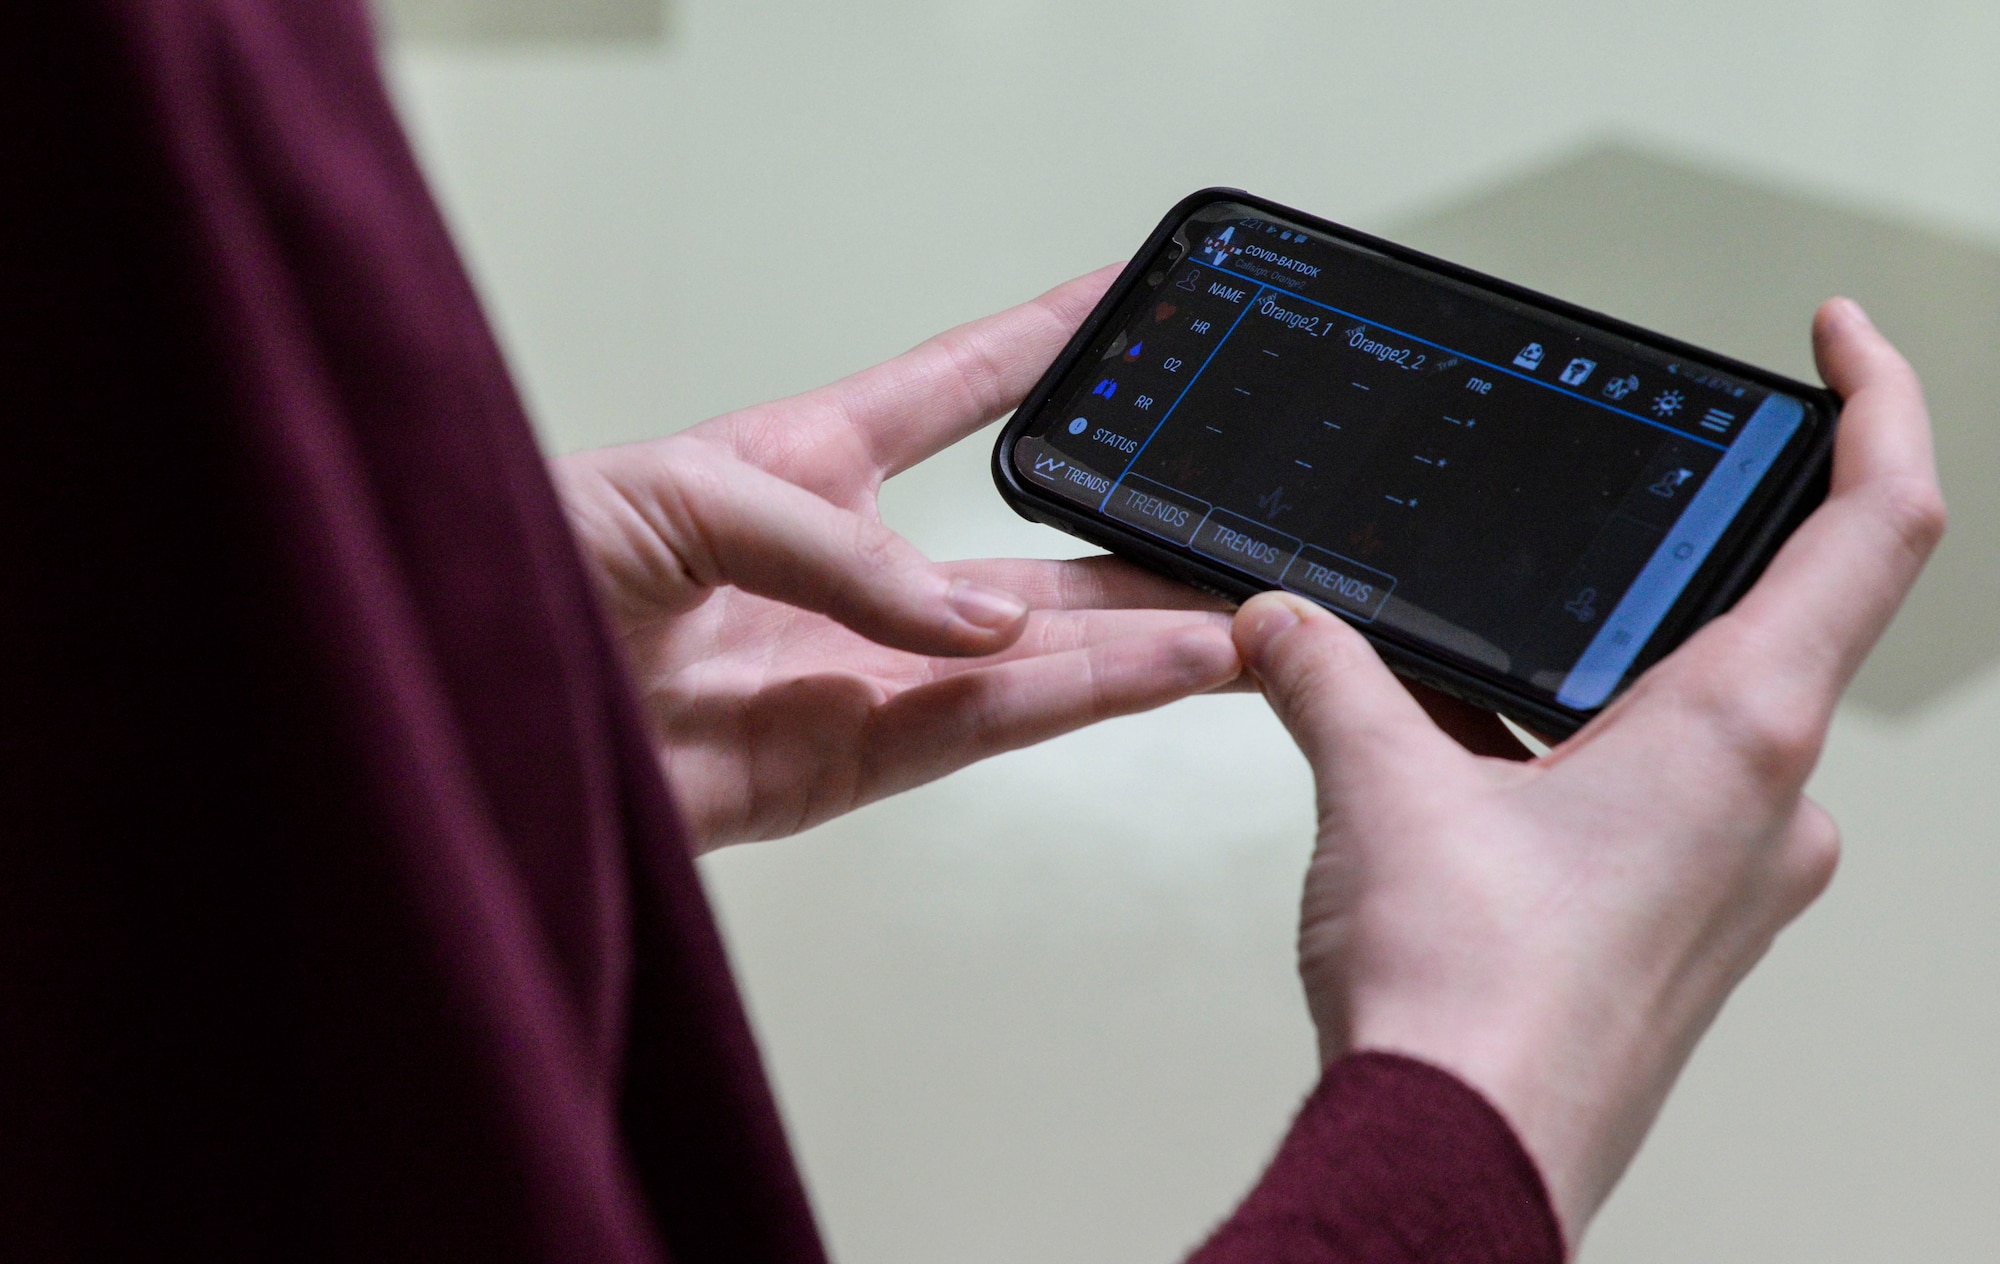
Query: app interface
1015,201,1812,710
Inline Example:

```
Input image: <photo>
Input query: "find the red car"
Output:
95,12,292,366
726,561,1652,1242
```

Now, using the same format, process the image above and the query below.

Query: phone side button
1280,546,1396,623
1103,474,1209,548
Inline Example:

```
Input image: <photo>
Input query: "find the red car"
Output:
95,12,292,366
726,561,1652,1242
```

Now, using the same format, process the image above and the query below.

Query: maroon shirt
0,3,1561,1261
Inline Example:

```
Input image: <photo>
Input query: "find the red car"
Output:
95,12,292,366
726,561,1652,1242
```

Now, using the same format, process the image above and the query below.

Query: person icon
1650,468,1694,498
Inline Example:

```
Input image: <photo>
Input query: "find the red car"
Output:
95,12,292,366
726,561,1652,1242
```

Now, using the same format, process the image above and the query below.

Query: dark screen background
1013,200,1811,702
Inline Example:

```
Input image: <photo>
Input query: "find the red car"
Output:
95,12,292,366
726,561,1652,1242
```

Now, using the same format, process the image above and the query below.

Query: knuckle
1262,618,1365,713
1872,476,1948,561
931,326,1013,423
822,519,926,633
1042,272,1112,330
1876,347,1928,399
848,518,910,577
1055,557,1105,610
1796,814,1843,889
1261,629,1337,711
1260,643,1323,715
1776,803,1842,909
657,443,736,520
1679,619,1829,785
1747,707,1825,783
1704,678,1828,788
641,450,735,580
955,673,1012,747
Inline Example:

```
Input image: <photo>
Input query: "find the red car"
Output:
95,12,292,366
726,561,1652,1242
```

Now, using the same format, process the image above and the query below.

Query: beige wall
388,3,2000,1258
375,0,661,42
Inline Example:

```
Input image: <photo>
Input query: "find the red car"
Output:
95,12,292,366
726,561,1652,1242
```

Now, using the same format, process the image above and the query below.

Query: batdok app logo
1194,226,1242,268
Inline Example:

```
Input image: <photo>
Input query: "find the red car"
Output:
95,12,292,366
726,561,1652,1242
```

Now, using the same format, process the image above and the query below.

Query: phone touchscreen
1011,199,1823,712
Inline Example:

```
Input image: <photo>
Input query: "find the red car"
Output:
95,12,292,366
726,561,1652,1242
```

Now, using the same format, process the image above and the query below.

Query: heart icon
1154,302,1178,324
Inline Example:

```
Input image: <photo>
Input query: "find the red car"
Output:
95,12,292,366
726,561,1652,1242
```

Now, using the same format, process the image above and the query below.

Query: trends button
1013,437,1112,507
1191,508,1301,584
1104,475,1209,547
1281,546,1396,623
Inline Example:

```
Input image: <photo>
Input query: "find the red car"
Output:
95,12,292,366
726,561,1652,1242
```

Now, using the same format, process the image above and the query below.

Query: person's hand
555,269,1242,850
1231,298,1942,1251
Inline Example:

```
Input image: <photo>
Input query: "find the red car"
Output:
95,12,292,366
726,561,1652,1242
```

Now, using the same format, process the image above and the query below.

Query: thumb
1233,592,1446,777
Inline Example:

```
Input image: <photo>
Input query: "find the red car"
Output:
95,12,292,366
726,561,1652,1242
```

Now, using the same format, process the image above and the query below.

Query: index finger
1689,298,1945,704
941,553,1234,614
834,266,1122,478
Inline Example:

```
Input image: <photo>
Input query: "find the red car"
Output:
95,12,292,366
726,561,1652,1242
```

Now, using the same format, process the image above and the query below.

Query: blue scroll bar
1556,392,1809,711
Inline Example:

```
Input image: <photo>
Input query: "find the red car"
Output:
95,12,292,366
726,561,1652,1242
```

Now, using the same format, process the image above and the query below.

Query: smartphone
993,189,1837,738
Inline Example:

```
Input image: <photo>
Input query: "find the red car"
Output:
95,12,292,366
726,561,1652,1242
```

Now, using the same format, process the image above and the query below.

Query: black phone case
993,188,1839,739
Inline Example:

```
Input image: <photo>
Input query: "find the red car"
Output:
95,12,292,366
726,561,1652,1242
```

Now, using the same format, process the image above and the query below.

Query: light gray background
375,0,662,43
384,2,2000,1259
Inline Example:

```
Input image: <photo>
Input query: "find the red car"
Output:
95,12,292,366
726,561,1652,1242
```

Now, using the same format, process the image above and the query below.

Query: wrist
1339,966,1677,1253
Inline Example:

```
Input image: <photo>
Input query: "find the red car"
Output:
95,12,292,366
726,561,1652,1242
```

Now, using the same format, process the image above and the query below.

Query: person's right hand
555,269,1242,852
1232,298,1944,1254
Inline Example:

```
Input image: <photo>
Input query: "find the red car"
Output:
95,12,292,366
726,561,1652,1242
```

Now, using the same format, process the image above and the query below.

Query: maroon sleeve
0,3,820,1261
1190,1053,1565,1264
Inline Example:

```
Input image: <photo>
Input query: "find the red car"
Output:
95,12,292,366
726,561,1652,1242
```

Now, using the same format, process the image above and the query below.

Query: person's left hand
1228,298,1941,1249
555,268,1242,850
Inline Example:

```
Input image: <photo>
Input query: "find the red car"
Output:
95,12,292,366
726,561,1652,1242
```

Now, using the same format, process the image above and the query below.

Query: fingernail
1234,594,1302,662
1169,626,1242,685
1839,297,1875,331
948,579,1028,632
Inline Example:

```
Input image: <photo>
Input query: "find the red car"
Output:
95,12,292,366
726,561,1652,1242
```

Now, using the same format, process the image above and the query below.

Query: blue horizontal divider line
1197,260,1730,451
